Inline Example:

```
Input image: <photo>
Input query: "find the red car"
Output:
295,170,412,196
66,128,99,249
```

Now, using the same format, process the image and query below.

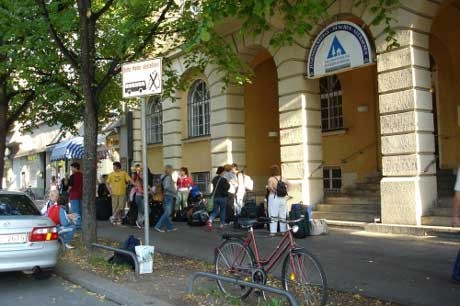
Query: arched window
320,75,343,132
146,97,163,144
187,80,210,137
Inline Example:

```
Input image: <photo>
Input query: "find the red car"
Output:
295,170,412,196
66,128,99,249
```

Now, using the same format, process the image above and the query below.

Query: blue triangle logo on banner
327,36,346,59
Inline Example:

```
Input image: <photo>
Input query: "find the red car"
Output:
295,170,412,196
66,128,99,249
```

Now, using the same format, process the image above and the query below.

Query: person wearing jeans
68,162,82,230
132,171,145,229
155,165,177,232
207,166,230,231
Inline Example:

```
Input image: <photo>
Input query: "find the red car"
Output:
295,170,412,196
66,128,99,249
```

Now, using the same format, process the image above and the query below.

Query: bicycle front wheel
214,239,256,299
282,249,328,306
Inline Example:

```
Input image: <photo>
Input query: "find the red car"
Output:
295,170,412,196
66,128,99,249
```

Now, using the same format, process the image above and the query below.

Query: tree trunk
78,0,98,248
0,76,9,190
0,98,7,190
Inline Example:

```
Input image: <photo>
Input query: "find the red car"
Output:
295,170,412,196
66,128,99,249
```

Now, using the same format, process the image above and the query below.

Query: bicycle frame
242,225,297,273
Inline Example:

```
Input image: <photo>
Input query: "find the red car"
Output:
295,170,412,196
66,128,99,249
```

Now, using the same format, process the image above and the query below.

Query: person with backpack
154,165,178,232
223,164,238,224
207,166,230,231
267,164,289,237
46,190,77,249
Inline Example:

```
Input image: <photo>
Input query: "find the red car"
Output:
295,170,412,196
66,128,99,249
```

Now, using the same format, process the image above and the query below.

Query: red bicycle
214,217,327,306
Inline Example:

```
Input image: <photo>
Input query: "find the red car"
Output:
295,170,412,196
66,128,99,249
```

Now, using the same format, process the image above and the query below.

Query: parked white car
0,191,59,278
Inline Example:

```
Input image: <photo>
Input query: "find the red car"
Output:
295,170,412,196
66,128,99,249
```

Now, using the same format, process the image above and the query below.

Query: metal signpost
122,58,162,246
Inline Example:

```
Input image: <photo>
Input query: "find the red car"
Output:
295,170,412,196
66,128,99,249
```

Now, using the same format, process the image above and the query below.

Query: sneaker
217,225,224,231
206,221,212,232
269,233,276,237
65,243,75,249
135,221,143,229
109,216,114,224
154,227,165,233
166,228,177,232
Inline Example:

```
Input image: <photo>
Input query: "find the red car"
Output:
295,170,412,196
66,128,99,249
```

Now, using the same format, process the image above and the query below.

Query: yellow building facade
131,0,460,226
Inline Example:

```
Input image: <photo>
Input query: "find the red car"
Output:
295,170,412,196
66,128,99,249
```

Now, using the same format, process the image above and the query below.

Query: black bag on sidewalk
108,235,140,270
122,201,137,226
174,207,189,222
149,202,163,226
289,203,310,239
96,197,112,221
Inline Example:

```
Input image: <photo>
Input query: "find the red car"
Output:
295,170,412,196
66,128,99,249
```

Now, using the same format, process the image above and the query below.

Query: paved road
0,271,120,306
98,221,460,306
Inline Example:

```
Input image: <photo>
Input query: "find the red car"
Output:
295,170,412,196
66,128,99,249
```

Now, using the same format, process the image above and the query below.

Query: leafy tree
33,0,398,248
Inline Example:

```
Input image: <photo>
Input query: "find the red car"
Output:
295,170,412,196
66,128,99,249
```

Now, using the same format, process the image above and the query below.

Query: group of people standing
206,163,289,236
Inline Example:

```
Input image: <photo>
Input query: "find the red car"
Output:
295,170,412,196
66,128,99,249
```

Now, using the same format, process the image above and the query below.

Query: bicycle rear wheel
281,249,328,306
214,239,256,299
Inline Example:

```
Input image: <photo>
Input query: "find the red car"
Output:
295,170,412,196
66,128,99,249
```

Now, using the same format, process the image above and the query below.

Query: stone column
377,29,437,225
161,96,182,169
208,81,246,172
275,44,323,206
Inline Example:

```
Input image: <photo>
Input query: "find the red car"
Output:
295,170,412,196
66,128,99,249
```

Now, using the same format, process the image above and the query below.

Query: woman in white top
452,167,460,227
267,164,289,237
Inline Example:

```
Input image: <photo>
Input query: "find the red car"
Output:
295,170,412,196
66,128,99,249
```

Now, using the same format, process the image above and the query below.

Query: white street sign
122,58,162,98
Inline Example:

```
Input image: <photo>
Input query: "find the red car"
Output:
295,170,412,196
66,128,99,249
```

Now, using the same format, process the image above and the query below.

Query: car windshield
0,194,41,216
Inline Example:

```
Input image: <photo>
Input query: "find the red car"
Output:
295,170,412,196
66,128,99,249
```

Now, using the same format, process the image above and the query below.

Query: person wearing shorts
452,167,460,227
107,162,131,223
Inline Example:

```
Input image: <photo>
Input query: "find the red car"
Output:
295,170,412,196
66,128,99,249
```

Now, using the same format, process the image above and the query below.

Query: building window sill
182,136,211,144
147,143,163,148
322,129,347,137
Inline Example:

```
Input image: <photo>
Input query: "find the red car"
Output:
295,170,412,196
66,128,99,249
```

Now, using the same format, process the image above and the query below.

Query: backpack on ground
187,209,209,226
173,206,189,222
240,200,258,219
108,235,140,270
276,177,288,197
289,203,310,239
96,197,112,221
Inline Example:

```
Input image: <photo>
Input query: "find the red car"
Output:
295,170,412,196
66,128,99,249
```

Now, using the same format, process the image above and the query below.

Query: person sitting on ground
46,190,77,249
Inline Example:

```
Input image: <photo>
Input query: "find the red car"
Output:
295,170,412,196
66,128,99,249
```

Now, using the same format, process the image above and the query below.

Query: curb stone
56,263,174,306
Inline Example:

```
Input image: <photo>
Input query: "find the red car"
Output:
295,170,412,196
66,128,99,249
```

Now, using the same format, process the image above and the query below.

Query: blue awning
50,136,109,161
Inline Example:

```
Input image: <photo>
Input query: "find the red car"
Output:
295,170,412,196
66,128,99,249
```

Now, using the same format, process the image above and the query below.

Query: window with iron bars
146,97,163,144
187,80,210,138
320,75,343,132
323,167,342,192
191,171,210,194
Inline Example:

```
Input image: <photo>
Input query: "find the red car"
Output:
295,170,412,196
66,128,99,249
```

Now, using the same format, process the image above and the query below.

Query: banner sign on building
307,21,373,79
122,58,162,98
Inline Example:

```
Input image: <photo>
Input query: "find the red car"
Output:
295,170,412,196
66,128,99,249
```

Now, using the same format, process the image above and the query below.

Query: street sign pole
141,96,150,245
122,58,162,246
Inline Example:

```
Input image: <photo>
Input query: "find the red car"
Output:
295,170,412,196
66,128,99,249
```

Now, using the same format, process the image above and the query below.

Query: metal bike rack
92,243,139,274
187,272,298,306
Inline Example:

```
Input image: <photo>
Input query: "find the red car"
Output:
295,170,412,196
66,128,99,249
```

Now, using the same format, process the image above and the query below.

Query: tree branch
92,0,115,21
126,0,175,62
6,91,36,128
36,0,79,70
96,0,174,96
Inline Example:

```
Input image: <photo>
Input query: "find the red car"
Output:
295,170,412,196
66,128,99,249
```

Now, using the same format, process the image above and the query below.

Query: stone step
311,211,378,222
355,182,380,191
429,207,452,217
422,216,454,227
340,189,381,197
324,195,380,205
317,204,380,213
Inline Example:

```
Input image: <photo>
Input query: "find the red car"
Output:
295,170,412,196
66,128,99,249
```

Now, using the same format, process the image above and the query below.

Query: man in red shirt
68,162,83,229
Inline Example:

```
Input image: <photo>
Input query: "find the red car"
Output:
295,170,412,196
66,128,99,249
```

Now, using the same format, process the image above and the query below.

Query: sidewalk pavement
96,221,460,306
